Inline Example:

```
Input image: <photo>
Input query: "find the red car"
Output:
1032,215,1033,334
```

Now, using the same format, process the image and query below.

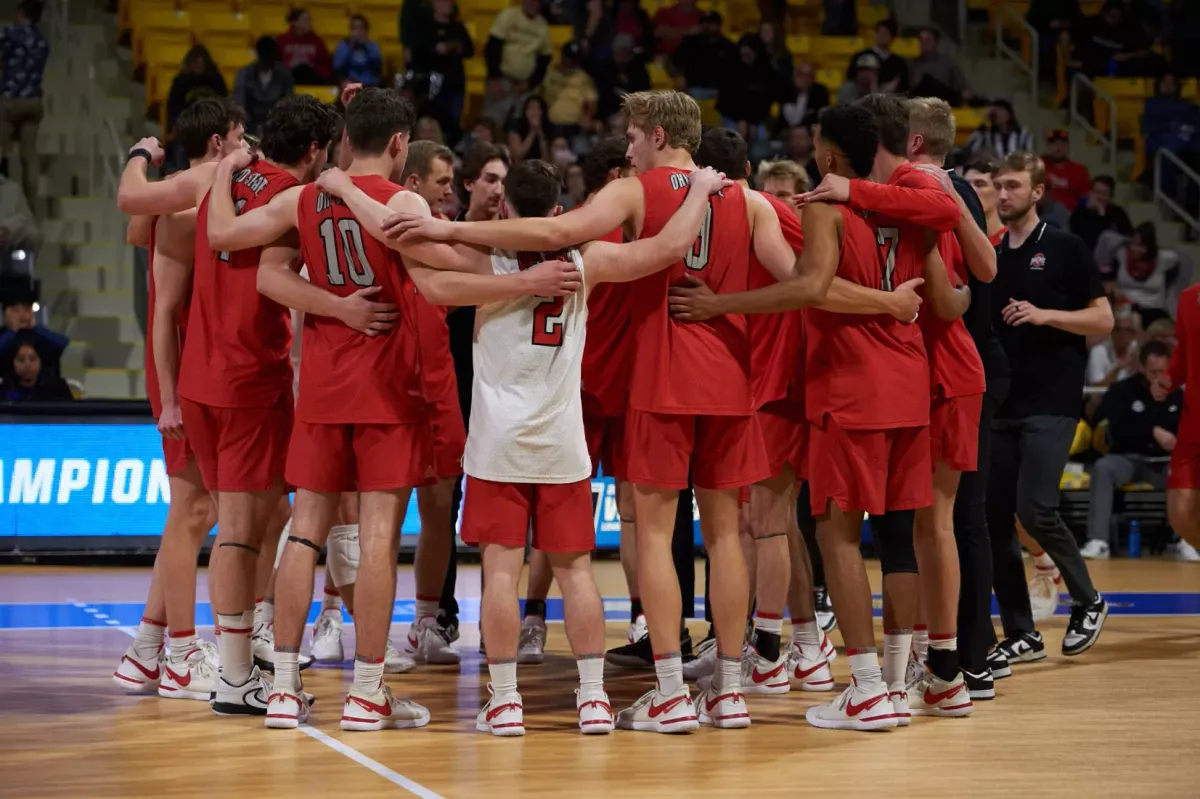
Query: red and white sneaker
265,687,312,729
576,688,614,734
1029,564,1063,623
402,617,461,666
820,631,837,663
909,672,974,718
158,647,217,701
805,677,899,732
787,643,835,692
696,682,751,729
476,683,525,737
385,639,417,674
340,683,431,731
112,647,161,693
615,684,699,733
740,649,790,695
889,688,911,727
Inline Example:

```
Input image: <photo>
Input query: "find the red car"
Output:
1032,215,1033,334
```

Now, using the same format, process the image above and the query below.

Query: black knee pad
872,510,918,575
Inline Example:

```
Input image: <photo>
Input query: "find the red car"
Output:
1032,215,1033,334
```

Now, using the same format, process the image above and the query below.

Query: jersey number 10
320,218,376,287
876,226,900,291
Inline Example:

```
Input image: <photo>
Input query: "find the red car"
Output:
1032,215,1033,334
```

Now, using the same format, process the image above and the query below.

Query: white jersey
464,247,590,483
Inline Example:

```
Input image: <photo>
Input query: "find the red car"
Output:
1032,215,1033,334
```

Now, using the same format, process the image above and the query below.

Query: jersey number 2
532,297,565,347
319,218,375,286
876,226,899,291
683,200,714,271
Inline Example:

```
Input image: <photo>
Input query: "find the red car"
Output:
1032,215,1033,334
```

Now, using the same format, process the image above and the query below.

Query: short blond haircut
621,90,702,154
906,97,956,159
998,150,1046,189
756,159,810,193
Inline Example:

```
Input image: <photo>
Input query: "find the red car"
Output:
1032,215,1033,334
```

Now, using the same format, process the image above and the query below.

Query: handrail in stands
1153,148,1200,237
994,5,1038,108
1069,72,1118,174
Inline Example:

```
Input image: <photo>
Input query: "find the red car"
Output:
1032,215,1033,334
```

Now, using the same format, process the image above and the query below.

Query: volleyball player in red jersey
1157,284,1200,549
383,90,818,732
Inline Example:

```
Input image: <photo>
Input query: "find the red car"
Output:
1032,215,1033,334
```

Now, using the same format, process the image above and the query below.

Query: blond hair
906,97,956,159
621,90,702,154
998,150,1046,189
756,159,810,193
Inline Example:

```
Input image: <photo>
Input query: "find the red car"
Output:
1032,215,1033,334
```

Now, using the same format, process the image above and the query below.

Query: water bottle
1128,519,1142,559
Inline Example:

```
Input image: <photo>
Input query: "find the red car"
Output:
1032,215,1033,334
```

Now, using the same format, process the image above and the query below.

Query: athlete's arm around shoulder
205,152,302,252
126,215,153,247
922,230,971,321
745,190,801,282
117,156,216,217
149,210,198,436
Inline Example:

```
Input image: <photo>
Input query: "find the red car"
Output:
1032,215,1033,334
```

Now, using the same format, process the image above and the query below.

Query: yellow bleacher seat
133,8,191,63
181,0,237,15
354,7,399,42
308,7,349,37
1182,79,1198,101
857,3,889,29
952,107,987,146
785,35,810,57
220,64,240,90
468,0,513,13
1093,77,1152,140
246,6,287,38
548,24,573,52
320,33,344,53
193,11,252,50
891,37,919,59
463,20,478,44
809,36,865,63
816,68,842,95
295,84,339,103
1070,420,1093,457
381,41,406,72
647,61,672,90
209,44,255,71
143,40,191,74
695,97,720,127
306,0,359,10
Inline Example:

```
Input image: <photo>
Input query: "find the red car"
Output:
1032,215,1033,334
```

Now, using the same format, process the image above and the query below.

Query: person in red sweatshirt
277,8,333,85
1042,128,1090,211
1156,284,1200,550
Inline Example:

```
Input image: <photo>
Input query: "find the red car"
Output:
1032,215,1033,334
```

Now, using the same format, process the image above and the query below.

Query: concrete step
60,338,144,371
50,264,121,292
64,314,143,345
78,368,143,399
68,289,134,317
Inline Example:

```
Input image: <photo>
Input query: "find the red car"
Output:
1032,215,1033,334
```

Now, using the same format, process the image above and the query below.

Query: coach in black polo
986,152,1114,673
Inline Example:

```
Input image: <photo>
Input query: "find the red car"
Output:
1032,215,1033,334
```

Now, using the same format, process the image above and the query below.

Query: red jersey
581,226,632,418
145,217,191,418
988,226,1007,247
920,232,986,399
294,175,426,424
628,168,754,416
1168,285,1200,443
1042,159,1090,210
749,192,804,408
410,290,455,408
805,206,930,429
180,161,298,408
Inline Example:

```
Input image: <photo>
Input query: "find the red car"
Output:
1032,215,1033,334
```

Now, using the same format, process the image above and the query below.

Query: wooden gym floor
1,558,1198,798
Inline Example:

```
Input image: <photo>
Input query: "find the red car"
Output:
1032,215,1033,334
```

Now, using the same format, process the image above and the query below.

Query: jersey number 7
319,218,376,286
876,226,900,291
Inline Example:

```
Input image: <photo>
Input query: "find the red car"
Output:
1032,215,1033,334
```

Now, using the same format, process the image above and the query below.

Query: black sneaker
1062,596,1108,656
604,630,694,669
963,668,995,700
988,631,1046,679
814,587,837,633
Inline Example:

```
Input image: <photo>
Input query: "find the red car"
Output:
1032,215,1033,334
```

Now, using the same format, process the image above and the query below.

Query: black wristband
127,148,153,163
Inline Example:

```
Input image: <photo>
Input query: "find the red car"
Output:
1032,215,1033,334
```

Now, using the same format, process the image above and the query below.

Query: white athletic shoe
517,617,547,665
616,684,699,733
576,688,615,734
739,649,790,695
682,637,718,681
311,611,345,662
1080,540,1111,560
159,647,218,701
695,682,751,729
627,613,648,645
476,683,525,737
1029,563,1063,622
805,677,899,732
820,631,838,664
385,640,418,674
195,638,219,669
787,643,834,691
211,666,274,716
341,683,431,731
1173,539,1200,562
905,653,925,687
908,672,974,718
265,686,312,729
889,688,911,727
112,647,162,693
252,623,314,672
403,617,461,665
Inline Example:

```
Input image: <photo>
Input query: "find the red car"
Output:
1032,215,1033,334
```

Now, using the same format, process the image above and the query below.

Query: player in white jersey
314,159,731,736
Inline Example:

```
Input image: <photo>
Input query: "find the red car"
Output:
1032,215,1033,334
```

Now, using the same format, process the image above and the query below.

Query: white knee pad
327,524,361,588
274,519,291,569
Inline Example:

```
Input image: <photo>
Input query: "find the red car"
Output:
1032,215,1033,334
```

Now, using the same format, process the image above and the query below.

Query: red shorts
624,410,770,490
929,393,983,473
161,434,194,477
180,396,292,492
286,419,435,493
428,392,466,479
807,416,932,516
584,403,627,480
757,399,808,480
460,476,595,552
1167,439,1200,490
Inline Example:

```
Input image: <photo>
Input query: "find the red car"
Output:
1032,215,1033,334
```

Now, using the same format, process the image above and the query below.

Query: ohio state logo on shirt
1030,253,1046,270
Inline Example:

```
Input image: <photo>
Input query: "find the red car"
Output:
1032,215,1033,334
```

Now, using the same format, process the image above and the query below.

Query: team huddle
108,83,1109,737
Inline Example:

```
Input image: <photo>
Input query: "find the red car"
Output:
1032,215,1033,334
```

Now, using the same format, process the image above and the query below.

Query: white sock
168,629,197,661
1033,551,1055,570
791,618,821,649
654,654,684,694
715,653,741,692
274,650,300,694
847,649,883,691
488,659,519,698
576,655,604,694
883,629,913,692
132,616,166,659
415,597,439,623
352,656,385,695
254,598,273,628
753,613,783,637
216,613,253,685
913,625,929,664
322,586,343,615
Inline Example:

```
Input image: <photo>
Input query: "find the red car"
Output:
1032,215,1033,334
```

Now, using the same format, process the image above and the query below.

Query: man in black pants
986,152,1113,676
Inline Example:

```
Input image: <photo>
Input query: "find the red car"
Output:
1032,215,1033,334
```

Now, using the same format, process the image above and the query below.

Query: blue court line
2,593,1200,631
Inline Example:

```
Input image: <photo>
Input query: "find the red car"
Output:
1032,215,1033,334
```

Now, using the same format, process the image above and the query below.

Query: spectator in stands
1075,1,1158,78
652,0,701,58
779,61,829,130
1115,222,1182,326
755,21,793,96
1087,304,1141,387
1142,72,1200,174
235,38,294,137
0,292,65,377
965,100,1034,159
166,46,227,136
838,51,880,105
852,18,908,94
756,159,809,209
544,41,599,138
1146,315,1175,348
333,15,383,87
560,162,587,210
1042,128,1091,210
0,1,48,214
507,95,550,162
484,0,552,124
455,142,510,222
783,123,821,190
717,34,778,142
908,27,970,106
1071,175,1134,253
1081,340,1179,558
821,0,856,36
278,8,334,85
1026,0,1082,81
409,0,473,142
671,11,735,101
1039,193,1072,230
399,0,432,62
454,115,501,156
610,0,655,57
415,116,445,143
0,332,71,401
594,33,650,120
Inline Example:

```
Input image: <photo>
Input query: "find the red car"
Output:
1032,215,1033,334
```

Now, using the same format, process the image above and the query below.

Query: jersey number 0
683,200,714,271
319,218,376,286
